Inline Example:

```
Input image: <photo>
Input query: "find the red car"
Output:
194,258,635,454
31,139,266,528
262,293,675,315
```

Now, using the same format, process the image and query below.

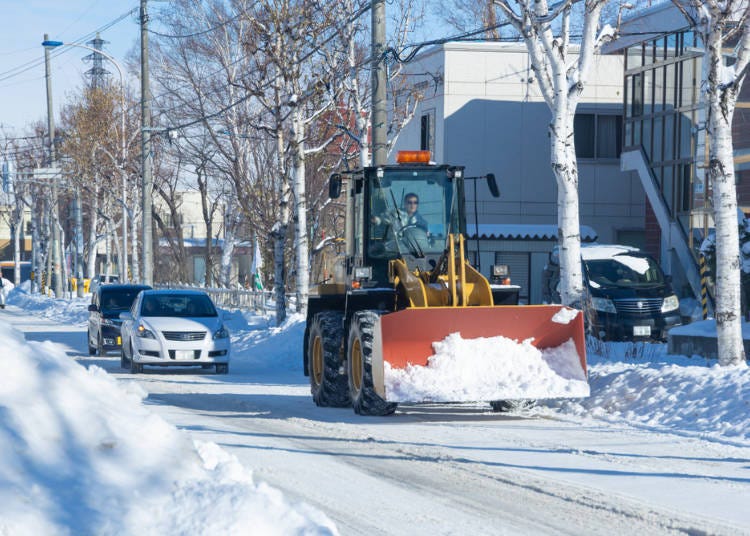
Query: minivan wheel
96,333,104,356
88,330,96,355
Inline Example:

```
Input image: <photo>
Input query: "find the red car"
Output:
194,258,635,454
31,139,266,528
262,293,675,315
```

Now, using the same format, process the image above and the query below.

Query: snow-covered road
6,304,750,535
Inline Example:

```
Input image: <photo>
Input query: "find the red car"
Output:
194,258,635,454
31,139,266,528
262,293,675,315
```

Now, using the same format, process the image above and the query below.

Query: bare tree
439,1,505,39
493,0,615,307
675,0,750,367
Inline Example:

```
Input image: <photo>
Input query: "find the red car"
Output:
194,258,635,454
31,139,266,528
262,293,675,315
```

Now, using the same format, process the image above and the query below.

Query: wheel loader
304,151,589,416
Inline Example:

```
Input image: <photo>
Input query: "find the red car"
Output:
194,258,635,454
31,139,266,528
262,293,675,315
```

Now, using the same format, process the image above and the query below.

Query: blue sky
0,1,446,138
0,1,140,134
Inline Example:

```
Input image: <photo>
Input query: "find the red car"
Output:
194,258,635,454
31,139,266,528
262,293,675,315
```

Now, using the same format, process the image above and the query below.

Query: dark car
543,244,681,341
88,284,151,355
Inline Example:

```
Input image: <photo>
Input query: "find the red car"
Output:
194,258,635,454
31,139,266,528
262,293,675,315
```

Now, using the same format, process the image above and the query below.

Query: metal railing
154,284,296,313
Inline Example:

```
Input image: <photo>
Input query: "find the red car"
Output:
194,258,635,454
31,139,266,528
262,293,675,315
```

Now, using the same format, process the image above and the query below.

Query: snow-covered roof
580,244,641,261
468,224,598,241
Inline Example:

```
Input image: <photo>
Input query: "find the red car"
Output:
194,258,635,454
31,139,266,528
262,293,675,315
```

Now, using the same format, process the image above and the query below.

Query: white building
392,42,646,303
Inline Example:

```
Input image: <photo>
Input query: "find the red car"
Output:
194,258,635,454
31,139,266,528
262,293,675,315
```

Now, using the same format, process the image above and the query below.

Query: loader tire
347,311,397,416
308,311,350,407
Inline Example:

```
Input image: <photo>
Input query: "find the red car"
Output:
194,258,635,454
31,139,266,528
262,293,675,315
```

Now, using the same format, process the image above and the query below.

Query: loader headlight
661,294,679,313
491,264,511,284
591,297,616,314
353,266,372,281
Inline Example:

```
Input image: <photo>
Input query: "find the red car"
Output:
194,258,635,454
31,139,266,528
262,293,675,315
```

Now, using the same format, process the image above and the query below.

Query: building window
574,113,623,159
420,109,435,153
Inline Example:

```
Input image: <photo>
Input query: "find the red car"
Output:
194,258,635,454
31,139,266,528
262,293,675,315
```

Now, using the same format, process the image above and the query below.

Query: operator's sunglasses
406,200,419,205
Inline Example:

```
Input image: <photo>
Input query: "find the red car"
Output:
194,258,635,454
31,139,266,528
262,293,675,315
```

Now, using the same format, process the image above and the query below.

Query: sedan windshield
141,294,217,317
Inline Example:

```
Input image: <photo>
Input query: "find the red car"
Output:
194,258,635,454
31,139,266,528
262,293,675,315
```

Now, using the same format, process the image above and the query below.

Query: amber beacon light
396,150,431,164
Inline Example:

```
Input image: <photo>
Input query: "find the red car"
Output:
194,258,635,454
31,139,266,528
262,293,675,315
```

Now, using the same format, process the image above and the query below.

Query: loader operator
372,193,429,234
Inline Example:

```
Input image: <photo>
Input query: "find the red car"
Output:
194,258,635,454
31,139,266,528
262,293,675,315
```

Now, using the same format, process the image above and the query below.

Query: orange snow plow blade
373,305,589,403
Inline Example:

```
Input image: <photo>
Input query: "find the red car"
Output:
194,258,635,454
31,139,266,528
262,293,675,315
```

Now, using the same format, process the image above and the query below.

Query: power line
0,7,137,84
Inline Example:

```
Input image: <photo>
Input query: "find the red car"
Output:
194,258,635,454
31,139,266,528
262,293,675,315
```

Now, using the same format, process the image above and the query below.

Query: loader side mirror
486,173,500,198
329,173,342,199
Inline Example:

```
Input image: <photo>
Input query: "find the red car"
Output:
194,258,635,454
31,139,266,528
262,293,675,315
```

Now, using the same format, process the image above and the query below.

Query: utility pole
140,0,154,285
43,34,63,298
371,0,387,166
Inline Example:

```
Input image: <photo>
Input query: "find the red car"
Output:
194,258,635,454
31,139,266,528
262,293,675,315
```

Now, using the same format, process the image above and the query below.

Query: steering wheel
399,225,432,255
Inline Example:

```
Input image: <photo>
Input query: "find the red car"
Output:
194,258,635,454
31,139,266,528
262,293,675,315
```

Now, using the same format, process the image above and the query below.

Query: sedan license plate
174,350,194,360
633,325,651,337
117,336,121,345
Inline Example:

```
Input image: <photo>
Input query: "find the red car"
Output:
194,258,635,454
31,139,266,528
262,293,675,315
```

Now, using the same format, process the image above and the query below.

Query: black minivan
543,244,681,341
88,284,151,355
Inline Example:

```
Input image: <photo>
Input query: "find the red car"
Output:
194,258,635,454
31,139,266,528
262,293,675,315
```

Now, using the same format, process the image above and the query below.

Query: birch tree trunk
495,0,608,307
131,206,139,282
703,5,746,366
220,206,236,288
13,207,23,286
273,68,290,325
291,107,310,316
554,121,584,305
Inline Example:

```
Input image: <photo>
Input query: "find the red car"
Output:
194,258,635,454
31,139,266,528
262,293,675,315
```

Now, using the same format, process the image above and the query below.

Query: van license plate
633,326,651,337
117,336,121,345
175,350,193,360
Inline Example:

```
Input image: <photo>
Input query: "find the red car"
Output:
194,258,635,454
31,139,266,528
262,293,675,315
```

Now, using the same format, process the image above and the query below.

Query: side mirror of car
88,304,98,312
329,173,342,199
119,311,133,321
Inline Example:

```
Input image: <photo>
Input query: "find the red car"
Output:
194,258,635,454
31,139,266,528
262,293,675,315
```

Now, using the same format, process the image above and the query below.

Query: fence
155,284,296,314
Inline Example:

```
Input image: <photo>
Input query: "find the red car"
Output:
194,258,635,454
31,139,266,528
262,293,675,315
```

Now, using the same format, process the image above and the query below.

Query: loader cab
345,157,466,286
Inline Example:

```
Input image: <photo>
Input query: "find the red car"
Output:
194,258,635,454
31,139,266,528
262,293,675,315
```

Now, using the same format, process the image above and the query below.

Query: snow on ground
3,284,750,533
0,287,337,536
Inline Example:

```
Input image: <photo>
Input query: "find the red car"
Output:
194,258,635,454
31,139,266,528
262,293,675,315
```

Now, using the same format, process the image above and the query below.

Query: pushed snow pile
553,353,750,442
0,321,337,535
385,333,589,402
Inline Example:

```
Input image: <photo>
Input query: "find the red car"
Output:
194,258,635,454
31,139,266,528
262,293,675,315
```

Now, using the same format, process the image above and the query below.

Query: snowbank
0,310,337,535
541,341,750,443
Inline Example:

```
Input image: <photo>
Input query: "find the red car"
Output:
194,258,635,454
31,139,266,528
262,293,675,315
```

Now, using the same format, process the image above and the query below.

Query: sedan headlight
136,324,156,339
213,325,229,340
661,294,680,313
591,297,617,313
100,318,116,326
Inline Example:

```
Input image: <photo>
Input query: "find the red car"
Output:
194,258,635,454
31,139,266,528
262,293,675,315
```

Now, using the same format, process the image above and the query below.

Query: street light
42,38,131,284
